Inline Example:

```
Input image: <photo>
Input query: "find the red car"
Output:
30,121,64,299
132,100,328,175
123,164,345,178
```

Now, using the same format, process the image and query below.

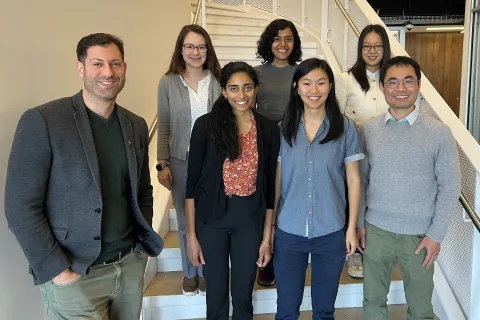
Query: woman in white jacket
336,24,391,127
335,24,391,279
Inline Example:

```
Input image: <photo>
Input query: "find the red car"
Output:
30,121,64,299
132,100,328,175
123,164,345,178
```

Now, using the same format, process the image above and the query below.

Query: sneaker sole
347,270,364,278
198,290,206,296
182,289,198,296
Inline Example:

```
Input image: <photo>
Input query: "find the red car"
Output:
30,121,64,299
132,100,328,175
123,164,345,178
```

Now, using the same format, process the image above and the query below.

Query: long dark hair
348,24,391,92
211,62,259,160
282,58,344,146
165,25,221,81
256,19,302,65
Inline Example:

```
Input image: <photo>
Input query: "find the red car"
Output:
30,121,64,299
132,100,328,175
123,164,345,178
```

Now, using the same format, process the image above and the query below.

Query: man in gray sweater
359,56,461,320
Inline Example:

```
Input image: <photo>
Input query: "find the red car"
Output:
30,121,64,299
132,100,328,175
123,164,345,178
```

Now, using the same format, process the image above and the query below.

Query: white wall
0,1,190,319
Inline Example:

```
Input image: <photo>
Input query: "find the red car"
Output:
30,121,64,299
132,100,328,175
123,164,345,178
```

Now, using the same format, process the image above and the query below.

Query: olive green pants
39,251,147,320
363,222,435,320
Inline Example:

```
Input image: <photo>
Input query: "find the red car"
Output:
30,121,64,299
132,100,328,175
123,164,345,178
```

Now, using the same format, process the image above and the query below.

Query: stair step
142,264,406,319
207,24,268,34
207,8,268,20
208,16,269,27
213,40,317,49
194,1,250,13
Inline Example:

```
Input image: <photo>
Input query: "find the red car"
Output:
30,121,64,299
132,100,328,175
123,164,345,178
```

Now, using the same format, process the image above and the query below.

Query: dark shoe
257,262,276,287
182,276,198,296
198,276,206,296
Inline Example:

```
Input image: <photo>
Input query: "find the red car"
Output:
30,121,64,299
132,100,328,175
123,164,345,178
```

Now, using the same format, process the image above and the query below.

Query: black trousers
196,194,264,320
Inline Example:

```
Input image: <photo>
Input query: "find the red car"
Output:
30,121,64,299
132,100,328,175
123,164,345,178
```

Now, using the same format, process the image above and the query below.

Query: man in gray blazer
5,33,163,319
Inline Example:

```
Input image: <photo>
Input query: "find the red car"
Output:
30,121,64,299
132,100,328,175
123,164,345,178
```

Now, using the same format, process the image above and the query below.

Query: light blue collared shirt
277,116,364,238
384,106,420,126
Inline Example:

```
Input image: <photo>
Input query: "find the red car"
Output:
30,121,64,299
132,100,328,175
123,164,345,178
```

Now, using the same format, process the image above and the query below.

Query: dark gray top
254,63,297,122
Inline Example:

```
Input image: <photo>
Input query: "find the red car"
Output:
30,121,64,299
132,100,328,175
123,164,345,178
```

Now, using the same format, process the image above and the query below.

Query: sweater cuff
425,223,447,244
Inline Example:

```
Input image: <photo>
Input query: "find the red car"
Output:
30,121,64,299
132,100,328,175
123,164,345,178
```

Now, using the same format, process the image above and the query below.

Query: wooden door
405,32,463,116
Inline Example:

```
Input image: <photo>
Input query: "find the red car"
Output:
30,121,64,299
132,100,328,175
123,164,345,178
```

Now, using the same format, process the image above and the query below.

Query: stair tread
213,40,317,48
164,231,180,249
144,263,403,297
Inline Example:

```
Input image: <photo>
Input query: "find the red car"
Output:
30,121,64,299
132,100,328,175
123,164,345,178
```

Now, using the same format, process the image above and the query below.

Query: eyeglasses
183,44,207,54
361,44,384,52
384,78,418,89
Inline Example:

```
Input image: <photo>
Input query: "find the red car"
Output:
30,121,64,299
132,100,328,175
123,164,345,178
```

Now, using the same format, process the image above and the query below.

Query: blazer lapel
117,107,138,196
72,94,102,197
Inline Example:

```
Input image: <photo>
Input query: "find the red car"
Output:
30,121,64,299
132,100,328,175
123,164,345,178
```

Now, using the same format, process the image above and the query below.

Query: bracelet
262,241,271,248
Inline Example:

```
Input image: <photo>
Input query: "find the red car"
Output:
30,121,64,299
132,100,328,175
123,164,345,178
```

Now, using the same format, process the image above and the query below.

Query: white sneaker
347,253,364,278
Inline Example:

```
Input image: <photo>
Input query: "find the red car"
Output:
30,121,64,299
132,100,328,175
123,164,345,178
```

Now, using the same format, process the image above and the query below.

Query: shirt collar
179,71,210,87
384,106,419,126
300,114,330,127
366,69,380,79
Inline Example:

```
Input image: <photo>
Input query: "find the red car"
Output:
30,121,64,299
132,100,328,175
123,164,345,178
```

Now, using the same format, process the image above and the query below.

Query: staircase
141,1,480,319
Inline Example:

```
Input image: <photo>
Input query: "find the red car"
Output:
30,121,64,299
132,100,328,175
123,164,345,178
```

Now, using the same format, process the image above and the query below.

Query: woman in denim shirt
273,58,364,320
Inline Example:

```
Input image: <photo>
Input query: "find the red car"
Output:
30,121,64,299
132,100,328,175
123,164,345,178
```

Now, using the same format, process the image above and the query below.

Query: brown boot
182,276,198,296
198,276,207,296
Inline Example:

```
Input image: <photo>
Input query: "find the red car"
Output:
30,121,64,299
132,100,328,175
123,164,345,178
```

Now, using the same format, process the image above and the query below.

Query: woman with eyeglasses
254,18,303,288
157,24,221,296
185,62,280,319
335,24,391,280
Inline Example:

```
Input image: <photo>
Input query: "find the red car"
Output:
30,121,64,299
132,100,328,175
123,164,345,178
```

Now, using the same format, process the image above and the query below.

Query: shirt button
309,195,312,198
309,178,312,181
372,79,376,82
94,236,101,240
95,208,101,214
373,98,377,101
309,161,312,164
309,211,312,214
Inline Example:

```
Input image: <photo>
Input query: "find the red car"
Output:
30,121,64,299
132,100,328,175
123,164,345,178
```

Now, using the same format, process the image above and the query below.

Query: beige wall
0,0,190,318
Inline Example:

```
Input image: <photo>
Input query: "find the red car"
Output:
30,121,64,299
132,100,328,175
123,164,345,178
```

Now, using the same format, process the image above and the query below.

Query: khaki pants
363,222,435,320
39,250,147,320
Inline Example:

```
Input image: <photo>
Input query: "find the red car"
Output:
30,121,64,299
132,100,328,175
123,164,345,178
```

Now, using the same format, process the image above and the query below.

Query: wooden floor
194,305,439,319
145,260,402,297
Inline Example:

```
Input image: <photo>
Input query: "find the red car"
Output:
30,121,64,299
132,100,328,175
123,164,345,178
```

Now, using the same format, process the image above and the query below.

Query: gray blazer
4,91,164,285
157,73,221,160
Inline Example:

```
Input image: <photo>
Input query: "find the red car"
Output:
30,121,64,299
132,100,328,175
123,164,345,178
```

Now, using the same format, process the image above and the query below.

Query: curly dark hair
211,62,259,160
256,19,302,65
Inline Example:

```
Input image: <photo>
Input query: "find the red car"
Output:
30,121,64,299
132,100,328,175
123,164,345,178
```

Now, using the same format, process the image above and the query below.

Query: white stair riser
207,25,267,34
212,35,263,42
215,46,318,56
169,218,178,231
142,282,406,319
207,8,267,20
208,17,268,27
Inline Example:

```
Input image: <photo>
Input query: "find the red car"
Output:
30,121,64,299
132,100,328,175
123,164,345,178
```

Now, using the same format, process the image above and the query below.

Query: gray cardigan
157,73,221,161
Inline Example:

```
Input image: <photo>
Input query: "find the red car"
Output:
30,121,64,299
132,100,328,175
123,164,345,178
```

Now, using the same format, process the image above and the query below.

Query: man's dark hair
380,56,422,84
76,33,124,63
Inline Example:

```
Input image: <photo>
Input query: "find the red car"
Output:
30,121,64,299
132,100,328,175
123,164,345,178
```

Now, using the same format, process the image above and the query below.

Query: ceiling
367,0,466,16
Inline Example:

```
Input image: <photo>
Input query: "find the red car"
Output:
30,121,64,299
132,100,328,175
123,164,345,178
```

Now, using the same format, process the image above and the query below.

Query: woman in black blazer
185,62,280,320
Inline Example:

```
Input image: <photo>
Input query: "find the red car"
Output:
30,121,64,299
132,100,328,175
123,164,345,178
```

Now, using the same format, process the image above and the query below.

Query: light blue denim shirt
278,116,364,238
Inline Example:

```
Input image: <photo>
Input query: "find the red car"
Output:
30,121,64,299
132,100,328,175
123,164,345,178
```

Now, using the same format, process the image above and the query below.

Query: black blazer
186,110,280,224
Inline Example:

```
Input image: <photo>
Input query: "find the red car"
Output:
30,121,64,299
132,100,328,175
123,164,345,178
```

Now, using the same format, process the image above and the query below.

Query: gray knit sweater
359,113,461,243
